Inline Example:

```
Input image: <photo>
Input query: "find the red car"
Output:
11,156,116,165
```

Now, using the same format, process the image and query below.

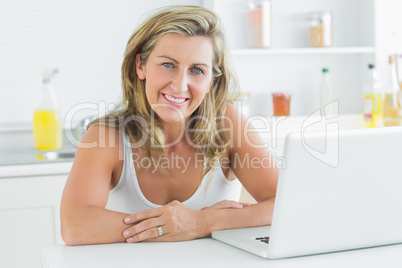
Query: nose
171,70,188,94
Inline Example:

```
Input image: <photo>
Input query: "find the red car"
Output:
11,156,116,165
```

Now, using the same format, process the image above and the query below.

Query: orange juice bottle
33,69,63,149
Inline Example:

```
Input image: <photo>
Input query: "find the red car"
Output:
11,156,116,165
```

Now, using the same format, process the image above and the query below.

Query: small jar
309,11,333,47
272,92,291,116
248,0,271,48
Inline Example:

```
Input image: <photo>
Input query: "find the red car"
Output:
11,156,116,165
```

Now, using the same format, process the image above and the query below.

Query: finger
124,207,163,225
229,201,244,209
126,224,167,243
202,200,243,210
123,218,163,239
145,232,172,242
218,200,244,209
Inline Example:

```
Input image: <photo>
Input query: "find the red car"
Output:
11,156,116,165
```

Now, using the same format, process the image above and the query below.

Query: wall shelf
231,47,376,56
206,0,377,116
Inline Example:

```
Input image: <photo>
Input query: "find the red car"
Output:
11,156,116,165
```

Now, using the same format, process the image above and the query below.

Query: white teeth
164,94,187,103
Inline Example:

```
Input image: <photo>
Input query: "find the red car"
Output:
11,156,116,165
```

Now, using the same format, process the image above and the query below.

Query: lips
161,93,189,106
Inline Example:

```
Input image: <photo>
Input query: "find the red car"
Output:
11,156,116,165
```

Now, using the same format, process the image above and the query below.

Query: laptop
212,126,402,259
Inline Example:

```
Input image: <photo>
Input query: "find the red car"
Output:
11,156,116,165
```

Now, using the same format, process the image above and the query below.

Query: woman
60,5,278,245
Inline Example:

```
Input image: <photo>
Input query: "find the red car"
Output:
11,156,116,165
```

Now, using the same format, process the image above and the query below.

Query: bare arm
197,103,278,232
206,103,279,229
60,125,129,245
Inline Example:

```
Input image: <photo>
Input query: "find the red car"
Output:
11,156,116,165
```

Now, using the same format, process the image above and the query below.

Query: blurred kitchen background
1,0,402,130
2,1,402,267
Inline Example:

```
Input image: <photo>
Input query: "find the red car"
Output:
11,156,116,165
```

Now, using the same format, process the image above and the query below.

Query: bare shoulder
63,124,124,206
224,102,241,120
223,102,258,147
222,102,242,136
80,124,121,146
77,124,123,164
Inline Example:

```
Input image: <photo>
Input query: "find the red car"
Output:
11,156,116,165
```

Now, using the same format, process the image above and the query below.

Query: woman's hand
123,200,209,243
201,200,250,210
122,200,248,243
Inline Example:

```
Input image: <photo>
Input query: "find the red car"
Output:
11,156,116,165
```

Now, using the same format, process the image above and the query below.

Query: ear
135,54,146,80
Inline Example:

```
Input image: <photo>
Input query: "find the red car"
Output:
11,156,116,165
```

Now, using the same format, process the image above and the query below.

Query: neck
161,119,189,147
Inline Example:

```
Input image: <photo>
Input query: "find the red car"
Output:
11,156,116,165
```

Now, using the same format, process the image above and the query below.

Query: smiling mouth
162,93,189,104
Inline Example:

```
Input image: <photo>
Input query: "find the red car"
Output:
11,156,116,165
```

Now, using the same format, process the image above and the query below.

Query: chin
153,107,188,124
158,116,188,126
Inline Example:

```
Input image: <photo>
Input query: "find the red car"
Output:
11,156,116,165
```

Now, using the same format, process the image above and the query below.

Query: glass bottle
383,55,402,126
363,64,383,127
320,68,334,113
33,68,63,149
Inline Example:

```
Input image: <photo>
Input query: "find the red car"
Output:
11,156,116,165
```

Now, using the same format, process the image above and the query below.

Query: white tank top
105,133,242,214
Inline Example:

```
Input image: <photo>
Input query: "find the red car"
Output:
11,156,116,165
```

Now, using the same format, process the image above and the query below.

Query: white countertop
0,161,73,178
40,238,402,268
0,127,77,177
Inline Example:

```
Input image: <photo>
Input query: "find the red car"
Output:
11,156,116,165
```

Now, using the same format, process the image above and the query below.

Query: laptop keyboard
255,236,270,244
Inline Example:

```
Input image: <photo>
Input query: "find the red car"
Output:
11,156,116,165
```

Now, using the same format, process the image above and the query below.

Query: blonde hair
90,5,239,180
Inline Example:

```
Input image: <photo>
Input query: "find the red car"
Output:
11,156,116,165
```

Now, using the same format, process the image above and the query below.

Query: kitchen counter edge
0,161,73,178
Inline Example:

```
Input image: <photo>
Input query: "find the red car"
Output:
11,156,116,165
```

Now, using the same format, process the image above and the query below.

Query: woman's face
136,33,214,125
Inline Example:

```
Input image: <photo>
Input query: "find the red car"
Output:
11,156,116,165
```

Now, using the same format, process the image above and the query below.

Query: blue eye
192,67,204,75
162,62,174,68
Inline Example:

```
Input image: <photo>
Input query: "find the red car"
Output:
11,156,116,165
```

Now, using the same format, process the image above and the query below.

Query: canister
248,0,271,48
309,11,333,47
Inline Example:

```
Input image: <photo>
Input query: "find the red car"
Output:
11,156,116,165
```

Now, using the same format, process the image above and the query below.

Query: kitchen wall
1,0,402,129
0,0,201,129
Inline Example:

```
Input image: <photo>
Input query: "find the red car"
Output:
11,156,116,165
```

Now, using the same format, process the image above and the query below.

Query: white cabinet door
0,174,68,268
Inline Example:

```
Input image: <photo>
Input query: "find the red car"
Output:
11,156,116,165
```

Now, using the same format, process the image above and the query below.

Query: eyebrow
157,55,211,68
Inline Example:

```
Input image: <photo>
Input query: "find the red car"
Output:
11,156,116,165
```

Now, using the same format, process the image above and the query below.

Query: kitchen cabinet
202,0,396,117
0,173,68,268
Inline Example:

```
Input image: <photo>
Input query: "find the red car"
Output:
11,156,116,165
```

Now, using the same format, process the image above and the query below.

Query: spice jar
248,0,271,48
309,11,333,47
